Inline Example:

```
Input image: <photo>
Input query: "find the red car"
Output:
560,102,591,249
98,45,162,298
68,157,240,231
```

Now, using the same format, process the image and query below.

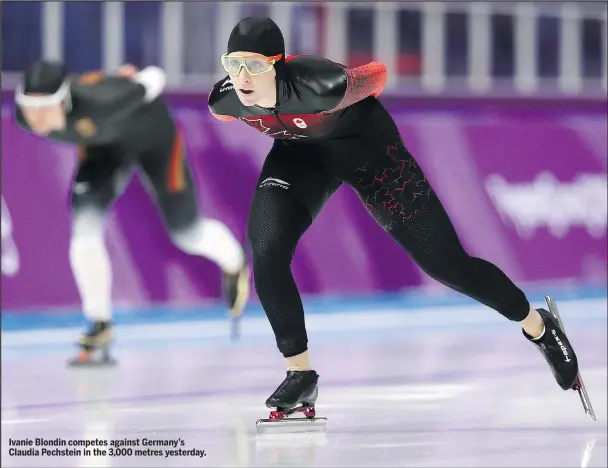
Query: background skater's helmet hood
16,60,70,108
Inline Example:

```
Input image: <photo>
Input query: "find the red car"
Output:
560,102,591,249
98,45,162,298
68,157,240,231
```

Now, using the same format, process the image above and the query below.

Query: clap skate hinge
545,295,596,422
269,404,316,420
256,404,327,434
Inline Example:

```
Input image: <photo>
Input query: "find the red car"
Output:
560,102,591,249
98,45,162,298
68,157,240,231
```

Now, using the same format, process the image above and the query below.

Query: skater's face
20,98,67,135
222,51,278,107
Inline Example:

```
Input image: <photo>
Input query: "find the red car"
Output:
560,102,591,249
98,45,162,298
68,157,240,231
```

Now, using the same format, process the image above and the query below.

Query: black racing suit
209,55,530,357
15,72,200,239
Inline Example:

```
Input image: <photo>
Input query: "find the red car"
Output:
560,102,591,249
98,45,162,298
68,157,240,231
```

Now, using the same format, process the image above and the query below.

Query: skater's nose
235,69,252,85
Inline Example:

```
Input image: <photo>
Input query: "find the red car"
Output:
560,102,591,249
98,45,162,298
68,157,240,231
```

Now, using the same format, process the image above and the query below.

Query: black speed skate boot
524,296,596,421
222,257,250,341
68,320,116,367
523,308,579,390
256,370,327,434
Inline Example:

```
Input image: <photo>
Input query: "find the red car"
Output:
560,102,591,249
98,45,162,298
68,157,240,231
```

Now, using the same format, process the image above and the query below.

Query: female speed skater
207,16,595,430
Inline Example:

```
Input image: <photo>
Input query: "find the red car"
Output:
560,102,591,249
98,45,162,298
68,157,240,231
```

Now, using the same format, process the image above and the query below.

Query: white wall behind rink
8,1,604,98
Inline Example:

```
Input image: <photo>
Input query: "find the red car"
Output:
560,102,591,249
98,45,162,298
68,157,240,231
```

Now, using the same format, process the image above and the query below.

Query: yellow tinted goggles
220,53,282,76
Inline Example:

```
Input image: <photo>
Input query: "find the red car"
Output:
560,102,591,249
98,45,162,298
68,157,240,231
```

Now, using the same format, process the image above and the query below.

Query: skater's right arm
208,76,239,121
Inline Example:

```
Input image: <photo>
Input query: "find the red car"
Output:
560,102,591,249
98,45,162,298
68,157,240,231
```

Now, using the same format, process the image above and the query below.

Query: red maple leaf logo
240,117,307,140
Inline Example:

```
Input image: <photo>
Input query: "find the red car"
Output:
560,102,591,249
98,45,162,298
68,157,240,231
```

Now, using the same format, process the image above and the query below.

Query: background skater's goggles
221,53,282,76
15,80,70,108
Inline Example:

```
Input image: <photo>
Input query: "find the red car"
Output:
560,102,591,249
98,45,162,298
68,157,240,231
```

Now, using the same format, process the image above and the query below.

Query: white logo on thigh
260,178,290,190
293,118,307,129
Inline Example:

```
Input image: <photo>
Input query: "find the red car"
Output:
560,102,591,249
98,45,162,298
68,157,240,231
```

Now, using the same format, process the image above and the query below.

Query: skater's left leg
351,139,532,324
350,138,579,389
69,146,133,364
137,127,248,316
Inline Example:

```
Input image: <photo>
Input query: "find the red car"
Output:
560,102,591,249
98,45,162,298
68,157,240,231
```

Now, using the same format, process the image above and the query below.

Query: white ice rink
2,296,607,467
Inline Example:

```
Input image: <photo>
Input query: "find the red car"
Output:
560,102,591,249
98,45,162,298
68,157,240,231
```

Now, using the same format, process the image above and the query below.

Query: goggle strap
15,80,71,108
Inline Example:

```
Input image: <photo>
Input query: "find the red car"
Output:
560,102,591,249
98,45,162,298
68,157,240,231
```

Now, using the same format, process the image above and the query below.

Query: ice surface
2,298,606,467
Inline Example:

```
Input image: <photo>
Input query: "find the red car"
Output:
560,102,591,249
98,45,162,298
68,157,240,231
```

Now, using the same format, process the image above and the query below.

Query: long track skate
68,345,117,367
256,404,327,435
68,323,117,368
545,295,596,421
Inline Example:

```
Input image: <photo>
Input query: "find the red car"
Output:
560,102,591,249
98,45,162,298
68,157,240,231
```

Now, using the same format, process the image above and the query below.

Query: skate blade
68,350,117,368
574,375,597,421
68,358,117,368
256,417,327,435
545,295,568,330
545,295,596,422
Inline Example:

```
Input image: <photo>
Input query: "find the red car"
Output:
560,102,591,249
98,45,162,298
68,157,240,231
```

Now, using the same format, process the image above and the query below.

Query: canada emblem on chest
240,116,308,140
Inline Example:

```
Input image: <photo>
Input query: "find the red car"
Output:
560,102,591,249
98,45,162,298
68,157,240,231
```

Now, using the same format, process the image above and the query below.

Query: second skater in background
15,60,250,366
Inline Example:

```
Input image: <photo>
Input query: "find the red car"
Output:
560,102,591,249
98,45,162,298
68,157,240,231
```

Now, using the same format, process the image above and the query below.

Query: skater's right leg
69,146,132,361
248,191,312,369
246,146,337,430
247,145,341,372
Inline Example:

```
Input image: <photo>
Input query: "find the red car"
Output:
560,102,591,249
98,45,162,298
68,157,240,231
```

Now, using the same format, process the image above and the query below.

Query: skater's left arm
326,61,388,113
284,55,387,113
208,76,240,121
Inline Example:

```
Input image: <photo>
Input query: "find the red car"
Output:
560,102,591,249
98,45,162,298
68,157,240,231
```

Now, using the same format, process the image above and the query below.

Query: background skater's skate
524,296,596,421
68,320,116,367
256,370,327,434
